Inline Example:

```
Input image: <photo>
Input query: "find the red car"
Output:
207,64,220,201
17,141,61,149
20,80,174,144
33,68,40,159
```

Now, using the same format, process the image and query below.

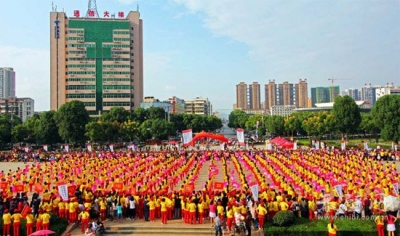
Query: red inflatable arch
185,132,229,146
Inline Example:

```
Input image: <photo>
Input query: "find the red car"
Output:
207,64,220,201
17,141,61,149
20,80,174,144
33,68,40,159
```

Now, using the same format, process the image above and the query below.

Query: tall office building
248,82,260,109
50,10,143,115
0,67,16,99
264,80,277,110
236,82,248,109
311,86,339,107
295,79,308,108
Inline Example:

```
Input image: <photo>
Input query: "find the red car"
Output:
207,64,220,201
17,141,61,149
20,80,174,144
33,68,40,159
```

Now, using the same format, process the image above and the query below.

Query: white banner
364,142,368,150
393,182,399,195
87,145,92,152
65,145,69,152
24,147,29,153
341,142,346,151
58,184,69,201
293,142,297,150
182,129,193,145
109,144,114,152
43,145,48,152
220,143,225,150
315,141,319,150
250,184,259,201
236,128,245,146
334,184,343,200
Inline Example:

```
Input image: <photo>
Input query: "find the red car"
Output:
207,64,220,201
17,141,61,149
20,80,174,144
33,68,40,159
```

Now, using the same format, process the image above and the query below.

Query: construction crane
328,78,351,102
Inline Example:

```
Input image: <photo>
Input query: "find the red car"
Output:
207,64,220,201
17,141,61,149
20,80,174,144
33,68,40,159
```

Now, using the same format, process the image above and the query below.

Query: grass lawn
264,217,400,236
296,138,394,149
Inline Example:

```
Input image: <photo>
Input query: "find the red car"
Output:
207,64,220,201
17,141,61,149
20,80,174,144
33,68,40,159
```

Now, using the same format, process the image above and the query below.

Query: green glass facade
67,20,131,113
311,86,340,107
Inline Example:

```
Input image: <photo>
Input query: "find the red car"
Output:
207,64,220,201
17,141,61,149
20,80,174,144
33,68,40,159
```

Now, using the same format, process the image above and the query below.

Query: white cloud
0,45,49,111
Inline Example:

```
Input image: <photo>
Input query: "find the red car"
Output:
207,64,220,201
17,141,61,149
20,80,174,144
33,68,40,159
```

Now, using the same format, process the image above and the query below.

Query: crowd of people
0,146,398,236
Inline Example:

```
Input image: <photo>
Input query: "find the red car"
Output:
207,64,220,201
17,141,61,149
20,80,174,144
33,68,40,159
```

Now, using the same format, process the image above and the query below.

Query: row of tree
228,94,400,142
3,100,222,145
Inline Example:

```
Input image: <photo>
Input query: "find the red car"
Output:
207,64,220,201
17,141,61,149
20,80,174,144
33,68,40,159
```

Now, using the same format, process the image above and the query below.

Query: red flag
113,182,123,191
21,205,32,218
13,184,24,192
68,185,76,197
214,182,224,190
34,184,43,193
0,182,8,190
184,184,194,193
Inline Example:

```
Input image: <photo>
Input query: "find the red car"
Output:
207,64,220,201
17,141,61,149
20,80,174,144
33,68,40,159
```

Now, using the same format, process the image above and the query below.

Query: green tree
23,114,40,144
148,107,166,120
54,100,90,144
36,111,61,144
101,107,130,123
0,114,22,144
132,107,148,123
139,119,173,140
332,95,361,139
359,113,380,142
85,120,120,142
11,124,29,143
266,116,285,135
121,120,140,141
371,95,400,142
206,116,223,132
170,113,186,134
228,110,248,128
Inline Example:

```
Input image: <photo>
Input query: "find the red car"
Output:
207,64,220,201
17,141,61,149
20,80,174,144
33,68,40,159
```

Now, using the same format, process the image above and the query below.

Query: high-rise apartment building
248,82,260,109
361,84,376,108
264,80,277,110
282,81,294,106
185,97,212,116
295,79,308,108
342,88,360,101
0,67,16,99
50,10,143,115
236,82,248,109
0,97,34,122
311,86,339,107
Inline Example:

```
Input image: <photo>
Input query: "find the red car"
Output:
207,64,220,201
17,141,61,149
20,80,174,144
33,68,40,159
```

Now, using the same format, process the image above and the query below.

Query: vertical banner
364,142,368,150
109,144,114,152
65,145,69,152
250,184,259,201
341,141,346,151
236,128,245,146
293,142,297,150
87,145,92,152
334,184,343,200
24,147,29,153
220,143,225,150
393,182,399,195
58,184,69,201
182,129,193,146
43,145,48,152
315,141,320,150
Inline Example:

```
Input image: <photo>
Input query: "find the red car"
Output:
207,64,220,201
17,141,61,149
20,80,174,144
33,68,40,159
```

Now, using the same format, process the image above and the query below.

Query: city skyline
0,0,398,112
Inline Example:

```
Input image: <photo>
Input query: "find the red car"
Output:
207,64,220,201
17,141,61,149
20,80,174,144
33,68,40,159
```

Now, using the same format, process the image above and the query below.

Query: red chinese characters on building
88,10,95,17
104,11,110,17
73,10,80,17
118,12,124,18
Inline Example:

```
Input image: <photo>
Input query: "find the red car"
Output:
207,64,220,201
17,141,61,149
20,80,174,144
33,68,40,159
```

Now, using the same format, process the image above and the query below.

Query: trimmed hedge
0,213,68,236
272,211,295,227
264,217,400,236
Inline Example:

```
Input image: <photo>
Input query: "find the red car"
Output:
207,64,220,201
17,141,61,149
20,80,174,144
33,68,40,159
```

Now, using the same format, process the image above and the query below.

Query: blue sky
0,0,399,113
